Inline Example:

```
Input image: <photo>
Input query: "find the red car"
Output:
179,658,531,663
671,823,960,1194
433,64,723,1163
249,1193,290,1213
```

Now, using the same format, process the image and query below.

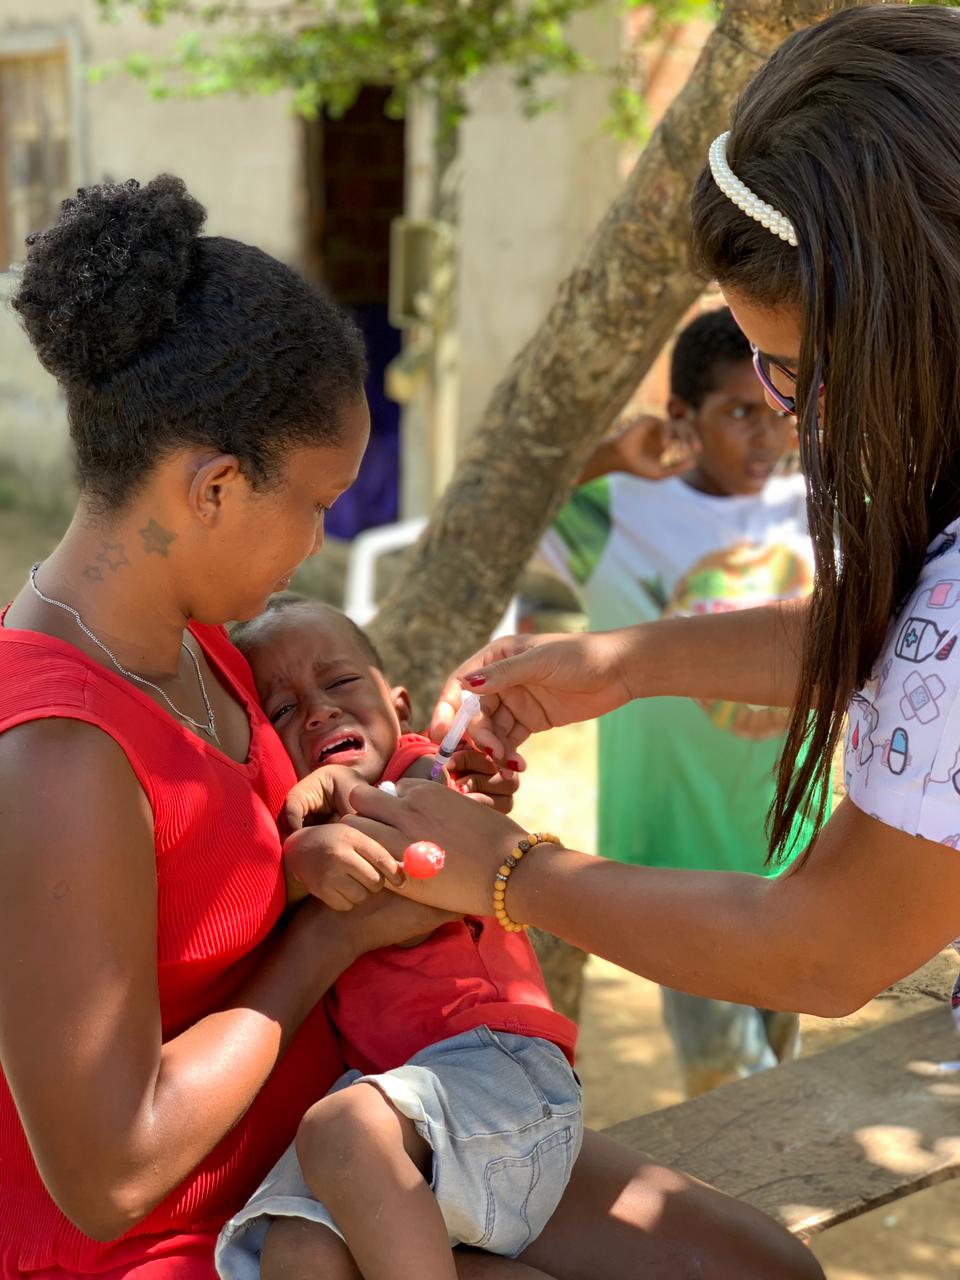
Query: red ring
402,841,446,879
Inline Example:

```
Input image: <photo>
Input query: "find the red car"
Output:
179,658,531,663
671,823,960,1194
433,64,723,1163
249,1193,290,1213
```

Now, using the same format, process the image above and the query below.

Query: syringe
430,691,482,781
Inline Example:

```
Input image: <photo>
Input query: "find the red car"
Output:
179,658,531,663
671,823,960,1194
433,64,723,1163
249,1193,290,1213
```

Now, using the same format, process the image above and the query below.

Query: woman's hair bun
12,174,206,383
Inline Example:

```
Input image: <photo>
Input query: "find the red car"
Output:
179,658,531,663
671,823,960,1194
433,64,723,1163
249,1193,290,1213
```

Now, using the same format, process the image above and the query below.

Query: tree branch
368,0,873,719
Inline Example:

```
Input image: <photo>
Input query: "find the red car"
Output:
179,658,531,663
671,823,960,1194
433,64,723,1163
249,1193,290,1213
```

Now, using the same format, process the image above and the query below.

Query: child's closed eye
327,675,360,691
268,702,297,725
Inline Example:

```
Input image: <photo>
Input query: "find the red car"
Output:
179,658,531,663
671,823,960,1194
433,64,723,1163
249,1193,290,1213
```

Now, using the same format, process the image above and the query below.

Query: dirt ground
4,513,960,1278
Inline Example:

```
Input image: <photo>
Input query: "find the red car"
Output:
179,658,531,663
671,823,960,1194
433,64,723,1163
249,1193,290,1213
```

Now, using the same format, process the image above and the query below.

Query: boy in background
539,307,814,1096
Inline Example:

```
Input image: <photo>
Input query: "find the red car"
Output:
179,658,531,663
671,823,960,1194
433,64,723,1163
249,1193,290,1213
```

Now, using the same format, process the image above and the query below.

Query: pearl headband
708,131,798,248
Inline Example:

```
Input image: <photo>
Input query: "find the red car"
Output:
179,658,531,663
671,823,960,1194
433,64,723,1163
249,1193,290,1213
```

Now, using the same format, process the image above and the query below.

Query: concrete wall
0,3,715,515
454,6,626,447
453,11,714,445
0,0,303,501
0,2,302,261
0,271,74,505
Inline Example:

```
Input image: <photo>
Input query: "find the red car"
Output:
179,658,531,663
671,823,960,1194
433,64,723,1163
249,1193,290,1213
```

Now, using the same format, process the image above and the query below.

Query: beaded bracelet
493,832,561,932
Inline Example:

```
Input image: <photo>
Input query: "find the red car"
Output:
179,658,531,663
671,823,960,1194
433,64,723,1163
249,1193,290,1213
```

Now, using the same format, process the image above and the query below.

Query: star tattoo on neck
95,542,130,571
139,519,177,557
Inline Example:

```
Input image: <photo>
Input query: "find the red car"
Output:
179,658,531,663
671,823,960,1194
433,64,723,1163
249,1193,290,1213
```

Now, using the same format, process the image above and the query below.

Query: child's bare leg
262,1217,360,1280
262,1220,553,1280
295,1081,457,1280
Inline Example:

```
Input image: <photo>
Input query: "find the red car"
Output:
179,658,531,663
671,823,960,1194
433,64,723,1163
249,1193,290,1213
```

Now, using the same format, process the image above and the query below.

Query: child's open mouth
311,732,367,768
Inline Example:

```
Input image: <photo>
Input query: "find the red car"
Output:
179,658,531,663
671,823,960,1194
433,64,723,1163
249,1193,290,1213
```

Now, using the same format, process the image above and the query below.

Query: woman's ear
391,686,413,731
188,454,244,526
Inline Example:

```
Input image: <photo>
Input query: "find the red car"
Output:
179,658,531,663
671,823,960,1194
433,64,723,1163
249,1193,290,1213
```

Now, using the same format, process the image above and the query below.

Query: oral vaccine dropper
429,692,482,781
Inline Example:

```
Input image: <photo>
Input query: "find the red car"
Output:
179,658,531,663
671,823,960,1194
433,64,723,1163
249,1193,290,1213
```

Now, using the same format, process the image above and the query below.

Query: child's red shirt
327,735,577,1073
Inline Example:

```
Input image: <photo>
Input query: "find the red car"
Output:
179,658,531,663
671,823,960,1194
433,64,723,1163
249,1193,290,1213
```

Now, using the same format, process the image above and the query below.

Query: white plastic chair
343,517,519,638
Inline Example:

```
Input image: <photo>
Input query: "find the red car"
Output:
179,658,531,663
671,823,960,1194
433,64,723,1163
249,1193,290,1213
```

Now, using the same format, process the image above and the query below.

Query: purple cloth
327,304,401,540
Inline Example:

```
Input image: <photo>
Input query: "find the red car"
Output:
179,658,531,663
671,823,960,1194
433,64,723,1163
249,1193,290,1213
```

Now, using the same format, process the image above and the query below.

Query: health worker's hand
447,745,523,812
341,778,531,919
430,630,637,760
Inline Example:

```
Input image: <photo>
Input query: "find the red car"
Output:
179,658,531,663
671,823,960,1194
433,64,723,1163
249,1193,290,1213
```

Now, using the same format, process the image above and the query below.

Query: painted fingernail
463,673,486,687
508,758,522,772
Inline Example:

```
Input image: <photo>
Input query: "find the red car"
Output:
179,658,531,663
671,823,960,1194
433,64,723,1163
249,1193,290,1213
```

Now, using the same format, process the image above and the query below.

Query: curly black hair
231,595,384,671
13,175,368,512
669,306,751,410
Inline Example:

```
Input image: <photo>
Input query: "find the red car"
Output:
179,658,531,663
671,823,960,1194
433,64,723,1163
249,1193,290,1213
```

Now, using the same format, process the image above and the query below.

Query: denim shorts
215,1026,583,1279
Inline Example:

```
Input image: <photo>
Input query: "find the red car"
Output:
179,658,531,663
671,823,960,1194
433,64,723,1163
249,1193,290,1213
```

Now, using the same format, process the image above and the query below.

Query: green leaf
604,84,649,143
90,0,716,134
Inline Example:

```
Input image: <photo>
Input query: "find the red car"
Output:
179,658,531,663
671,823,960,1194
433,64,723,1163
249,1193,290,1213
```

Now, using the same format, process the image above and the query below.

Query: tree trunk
369,0,868,716
369,0,870,1022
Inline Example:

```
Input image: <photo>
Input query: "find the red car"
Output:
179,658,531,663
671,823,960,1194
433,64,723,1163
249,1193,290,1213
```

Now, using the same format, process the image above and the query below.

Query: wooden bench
603,962,960,1238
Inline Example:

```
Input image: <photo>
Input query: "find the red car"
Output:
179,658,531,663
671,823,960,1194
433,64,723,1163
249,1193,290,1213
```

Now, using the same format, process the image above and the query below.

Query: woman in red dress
0,176,817,1280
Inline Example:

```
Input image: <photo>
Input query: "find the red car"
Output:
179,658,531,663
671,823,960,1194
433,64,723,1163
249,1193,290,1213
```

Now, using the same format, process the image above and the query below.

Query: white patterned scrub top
844,519,960,1022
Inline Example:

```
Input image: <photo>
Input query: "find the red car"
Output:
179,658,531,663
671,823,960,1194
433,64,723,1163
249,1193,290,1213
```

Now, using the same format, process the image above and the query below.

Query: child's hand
446,746,523,814
284,822,404,911
608,413,700,480
282,764,364,835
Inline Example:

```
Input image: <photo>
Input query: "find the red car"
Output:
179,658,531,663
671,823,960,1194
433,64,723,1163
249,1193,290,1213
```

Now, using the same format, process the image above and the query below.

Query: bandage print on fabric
844,519,960,1023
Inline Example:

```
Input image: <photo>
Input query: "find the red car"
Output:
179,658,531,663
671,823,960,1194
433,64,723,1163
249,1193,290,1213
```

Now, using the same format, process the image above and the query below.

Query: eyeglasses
751,343,799,416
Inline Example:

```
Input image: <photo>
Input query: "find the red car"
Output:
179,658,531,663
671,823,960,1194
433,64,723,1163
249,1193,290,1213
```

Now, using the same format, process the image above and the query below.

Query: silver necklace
29,562,220,745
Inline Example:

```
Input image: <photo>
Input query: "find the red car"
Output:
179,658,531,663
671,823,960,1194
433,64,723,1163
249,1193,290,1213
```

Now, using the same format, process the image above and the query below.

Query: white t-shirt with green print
539,472,817,873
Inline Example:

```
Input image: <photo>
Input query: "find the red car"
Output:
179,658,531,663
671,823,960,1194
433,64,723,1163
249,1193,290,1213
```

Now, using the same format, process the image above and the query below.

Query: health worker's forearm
624,598,810,709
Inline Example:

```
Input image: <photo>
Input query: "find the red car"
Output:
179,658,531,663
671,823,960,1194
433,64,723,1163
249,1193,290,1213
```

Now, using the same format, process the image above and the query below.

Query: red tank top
0,618,344,1280
328,735,577,1075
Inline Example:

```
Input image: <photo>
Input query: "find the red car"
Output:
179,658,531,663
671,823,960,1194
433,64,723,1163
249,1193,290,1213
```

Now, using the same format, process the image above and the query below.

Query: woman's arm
511,796,960,1016
631,597,808,707
0,719,448,1242
342,782,960,1018
431,602,809,756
